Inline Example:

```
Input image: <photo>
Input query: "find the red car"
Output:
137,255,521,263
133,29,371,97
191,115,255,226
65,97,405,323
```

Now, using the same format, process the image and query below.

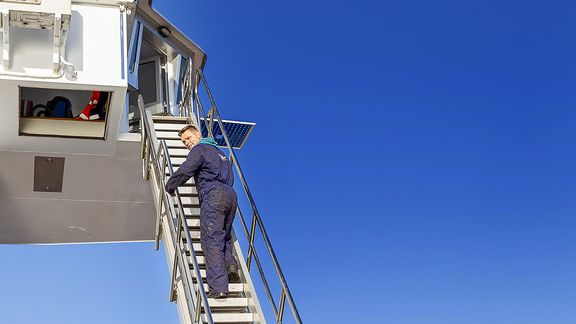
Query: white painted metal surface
0,2,129,154
0,0,272,321
0,1,147,244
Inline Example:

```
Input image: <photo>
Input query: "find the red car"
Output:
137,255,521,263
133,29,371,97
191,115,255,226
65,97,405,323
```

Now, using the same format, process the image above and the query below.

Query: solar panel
200,118,255,149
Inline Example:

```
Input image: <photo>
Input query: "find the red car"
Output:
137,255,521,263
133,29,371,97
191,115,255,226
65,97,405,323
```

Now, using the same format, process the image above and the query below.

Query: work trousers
200,184,238,293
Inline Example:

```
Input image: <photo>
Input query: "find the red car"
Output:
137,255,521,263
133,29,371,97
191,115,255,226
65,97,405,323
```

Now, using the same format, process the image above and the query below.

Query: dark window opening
19,87,112,139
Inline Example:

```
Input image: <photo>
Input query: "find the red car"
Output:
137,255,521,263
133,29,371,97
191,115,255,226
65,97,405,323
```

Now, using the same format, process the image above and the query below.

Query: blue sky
2,0,576,323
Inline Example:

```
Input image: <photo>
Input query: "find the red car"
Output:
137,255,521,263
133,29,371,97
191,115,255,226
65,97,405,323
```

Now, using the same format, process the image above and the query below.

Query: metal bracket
118,2,134,15
170,287,178,302
2,11,9,70
52,13,61,73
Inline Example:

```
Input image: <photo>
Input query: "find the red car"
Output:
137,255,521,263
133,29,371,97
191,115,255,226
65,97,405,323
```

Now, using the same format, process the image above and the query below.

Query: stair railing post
179,62,188,118
169,209,184,302
193,66,201,129
154,183,164,251
235,206,250,242
207,106,215,137
253,250,279,317
154,142,168,251
140,118,146,158
277,290,286,324
194,290,202,324
142,135,151,181
246,212,257,271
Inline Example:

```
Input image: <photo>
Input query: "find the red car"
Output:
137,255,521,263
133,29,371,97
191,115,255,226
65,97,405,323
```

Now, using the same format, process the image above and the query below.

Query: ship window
139,60,158,104
19,87,112,139
138,56,164,115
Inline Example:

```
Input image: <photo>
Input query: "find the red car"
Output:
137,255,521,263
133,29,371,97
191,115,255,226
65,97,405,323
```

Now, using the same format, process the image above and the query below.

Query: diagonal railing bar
138,95,214,324
277,290,287,323
250,239,279,317
193,69,303,324
234,204,250,243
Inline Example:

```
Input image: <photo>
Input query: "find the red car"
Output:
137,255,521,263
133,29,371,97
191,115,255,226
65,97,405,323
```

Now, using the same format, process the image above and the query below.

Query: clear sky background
1,1,576,323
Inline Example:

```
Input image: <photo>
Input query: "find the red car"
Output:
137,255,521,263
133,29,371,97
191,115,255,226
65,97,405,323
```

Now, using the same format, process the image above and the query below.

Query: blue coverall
165,138,238,294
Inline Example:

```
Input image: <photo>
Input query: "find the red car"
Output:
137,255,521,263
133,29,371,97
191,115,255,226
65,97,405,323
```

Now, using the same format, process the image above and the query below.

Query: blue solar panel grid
200,120,254,149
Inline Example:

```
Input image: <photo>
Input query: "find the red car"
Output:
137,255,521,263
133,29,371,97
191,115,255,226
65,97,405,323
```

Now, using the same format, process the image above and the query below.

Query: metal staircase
150,115,262,323
138,68,302,324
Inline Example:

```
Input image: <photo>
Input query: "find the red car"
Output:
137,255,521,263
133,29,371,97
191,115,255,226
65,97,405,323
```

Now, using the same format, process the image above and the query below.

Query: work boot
227,264,241,283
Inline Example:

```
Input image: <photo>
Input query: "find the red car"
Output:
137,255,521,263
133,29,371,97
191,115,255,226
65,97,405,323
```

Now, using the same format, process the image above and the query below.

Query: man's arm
165,147,203,194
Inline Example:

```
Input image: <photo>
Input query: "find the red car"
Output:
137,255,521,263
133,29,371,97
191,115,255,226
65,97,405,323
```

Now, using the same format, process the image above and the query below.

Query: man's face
180,129,201,150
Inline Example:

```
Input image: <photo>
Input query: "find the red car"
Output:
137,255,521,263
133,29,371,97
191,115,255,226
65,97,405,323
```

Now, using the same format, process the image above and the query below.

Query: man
165,125,240,299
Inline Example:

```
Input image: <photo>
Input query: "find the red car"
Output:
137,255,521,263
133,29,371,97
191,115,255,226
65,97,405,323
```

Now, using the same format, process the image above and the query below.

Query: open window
138,55,164,114
19,87,112,139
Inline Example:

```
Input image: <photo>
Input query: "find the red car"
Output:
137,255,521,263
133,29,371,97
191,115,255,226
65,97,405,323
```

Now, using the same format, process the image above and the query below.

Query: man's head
178,125,201,150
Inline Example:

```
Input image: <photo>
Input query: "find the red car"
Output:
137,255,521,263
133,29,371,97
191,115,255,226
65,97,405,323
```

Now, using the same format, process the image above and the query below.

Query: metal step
174,202,199,210
169,156,187,165
151,116,189,123
202,313,254,323
166,180,198,190
190,242,202,252
156,131,181,139
187,254,206,265
184,240,203,256
186,217,200,228
189,269,245,288
167,148,190,156
192,269,206,277
178,206,201,215
204,283,244,293
176,196,199,205
176,186,198,195
208,297,248,309
182,230,201,241
153,123,187,131
163,139,187,148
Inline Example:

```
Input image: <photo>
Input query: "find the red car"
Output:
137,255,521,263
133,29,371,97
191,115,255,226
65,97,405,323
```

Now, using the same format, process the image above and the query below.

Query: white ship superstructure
0,1,301,323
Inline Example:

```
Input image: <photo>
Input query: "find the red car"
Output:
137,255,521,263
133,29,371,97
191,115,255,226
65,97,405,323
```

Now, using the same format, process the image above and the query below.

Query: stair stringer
230,232,265,324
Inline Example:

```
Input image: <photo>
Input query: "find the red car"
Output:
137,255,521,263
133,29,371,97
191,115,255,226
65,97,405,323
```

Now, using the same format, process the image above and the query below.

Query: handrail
138,95,214,324
193,69,303,324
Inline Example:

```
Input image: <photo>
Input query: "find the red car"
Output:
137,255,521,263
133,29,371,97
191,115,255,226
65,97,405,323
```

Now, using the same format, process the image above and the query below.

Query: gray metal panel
34,156,64,192
0,198,156,243
0,140,156,244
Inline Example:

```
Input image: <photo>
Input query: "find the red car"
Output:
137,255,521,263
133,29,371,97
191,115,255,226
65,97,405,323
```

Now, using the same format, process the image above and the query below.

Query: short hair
178,125,199,137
